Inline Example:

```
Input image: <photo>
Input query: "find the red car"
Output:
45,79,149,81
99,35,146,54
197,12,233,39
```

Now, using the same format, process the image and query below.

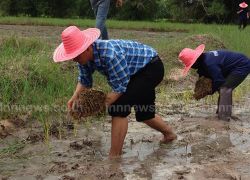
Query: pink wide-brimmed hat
239,2,248,8
178,44,205,76
53,26,100,62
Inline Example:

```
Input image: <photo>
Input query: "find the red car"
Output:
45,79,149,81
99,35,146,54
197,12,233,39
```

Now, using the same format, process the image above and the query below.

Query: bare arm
237,9,243,14
105,92,122,106
73,82,87,98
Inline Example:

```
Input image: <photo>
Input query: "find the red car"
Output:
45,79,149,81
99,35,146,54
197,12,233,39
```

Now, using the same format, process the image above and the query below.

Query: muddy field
0,25,250,180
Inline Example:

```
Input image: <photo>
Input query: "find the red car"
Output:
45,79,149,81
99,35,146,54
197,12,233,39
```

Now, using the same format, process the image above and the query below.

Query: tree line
0,0,248,23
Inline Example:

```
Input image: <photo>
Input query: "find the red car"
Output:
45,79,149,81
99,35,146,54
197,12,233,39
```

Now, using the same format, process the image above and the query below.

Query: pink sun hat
239,2,248,8
178,44,205,77
53,26,100,62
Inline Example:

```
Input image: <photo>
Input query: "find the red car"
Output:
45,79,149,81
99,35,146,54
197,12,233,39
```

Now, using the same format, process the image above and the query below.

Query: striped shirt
78,39,158,93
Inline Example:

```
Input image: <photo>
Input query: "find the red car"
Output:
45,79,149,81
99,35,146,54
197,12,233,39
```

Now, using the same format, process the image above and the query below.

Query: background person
90,0,123,39
237,1,249,29
178,44,250,121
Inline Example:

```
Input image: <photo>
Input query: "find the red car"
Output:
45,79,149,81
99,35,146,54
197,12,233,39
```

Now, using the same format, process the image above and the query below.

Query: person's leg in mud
108,56,177,157
218,87,233,121
132,57,176,143
109,116,128,157
108,96,132,158
143,114,177,143
216,95,220,114
218,73,249,121
133,92,176,143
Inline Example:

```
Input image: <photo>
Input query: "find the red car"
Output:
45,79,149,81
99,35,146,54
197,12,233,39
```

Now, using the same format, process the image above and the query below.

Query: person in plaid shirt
53,26,176,158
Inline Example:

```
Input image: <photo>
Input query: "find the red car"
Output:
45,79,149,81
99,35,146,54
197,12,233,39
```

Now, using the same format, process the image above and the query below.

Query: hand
67,95,78,110
116,0,123,8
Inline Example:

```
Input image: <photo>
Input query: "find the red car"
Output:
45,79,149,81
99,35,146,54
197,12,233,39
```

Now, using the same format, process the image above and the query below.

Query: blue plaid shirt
78,39,158,93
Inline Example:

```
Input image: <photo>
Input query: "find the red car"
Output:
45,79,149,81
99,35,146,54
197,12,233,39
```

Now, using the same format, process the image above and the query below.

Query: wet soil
1,102,250,180
0,25,250,180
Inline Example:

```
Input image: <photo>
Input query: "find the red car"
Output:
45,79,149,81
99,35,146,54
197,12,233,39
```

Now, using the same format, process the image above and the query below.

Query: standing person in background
90,0,123,40
237,2,249,30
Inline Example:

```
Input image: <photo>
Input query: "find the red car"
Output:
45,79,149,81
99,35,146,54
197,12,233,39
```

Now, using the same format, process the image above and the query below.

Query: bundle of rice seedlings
193,76,213,100
69,89,106,120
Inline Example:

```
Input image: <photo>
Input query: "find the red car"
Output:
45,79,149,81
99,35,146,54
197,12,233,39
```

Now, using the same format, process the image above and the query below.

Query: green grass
0,140,26,158
0,36,76,107
0,17,249,55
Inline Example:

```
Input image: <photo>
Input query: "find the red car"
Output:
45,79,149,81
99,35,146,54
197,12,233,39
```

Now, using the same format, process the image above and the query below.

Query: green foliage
0,36,77,108
0,140,26,158
114,0,159,20
204,0,228,23
0,0,244,22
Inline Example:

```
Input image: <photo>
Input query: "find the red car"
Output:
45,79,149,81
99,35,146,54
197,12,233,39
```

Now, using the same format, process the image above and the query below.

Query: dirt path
0,25,250,180
0,24,187,47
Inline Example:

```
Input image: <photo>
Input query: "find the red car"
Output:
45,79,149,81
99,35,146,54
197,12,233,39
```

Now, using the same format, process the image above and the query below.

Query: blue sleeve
77,63,94,88
207,65,226,92
105,48,130,93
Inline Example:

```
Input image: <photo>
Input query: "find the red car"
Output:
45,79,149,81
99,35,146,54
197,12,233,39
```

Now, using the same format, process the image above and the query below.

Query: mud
1,102,250,180
0,25,250,180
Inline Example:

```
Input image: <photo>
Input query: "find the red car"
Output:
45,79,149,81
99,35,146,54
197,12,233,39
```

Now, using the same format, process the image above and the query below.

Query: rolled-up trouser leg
216,95,220,114
218,87,232,121
217,73,248,120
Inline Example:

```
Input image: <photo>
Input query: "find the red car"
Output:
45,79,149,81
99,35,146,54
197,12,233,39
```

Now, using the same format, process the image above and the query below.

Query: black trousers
222,73,248,89
108,56,164,122
239,19,248,29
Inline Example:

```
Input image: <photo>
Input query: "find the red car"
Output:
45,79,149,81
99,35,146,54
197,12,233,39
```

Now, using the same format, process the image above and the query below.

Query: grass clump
0,140,26,158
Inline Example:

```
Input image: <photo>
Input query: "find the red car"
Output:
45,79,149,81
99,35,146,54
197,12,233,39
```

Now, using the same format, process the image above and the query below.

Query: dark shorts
222,73,249,89
239,18,248,29
108,56,164,122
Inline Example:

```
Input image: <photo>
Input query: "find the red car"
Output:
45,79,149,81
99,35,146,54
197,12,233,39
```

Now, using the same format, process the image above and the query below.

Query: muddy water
1,99,250,180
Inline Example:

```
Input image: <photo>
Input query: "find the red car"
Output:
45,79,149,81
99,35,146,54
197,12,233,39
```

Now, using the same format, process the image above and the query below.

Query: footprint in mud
78,161,124,180
48,161,69,174
26,131,44,143
70,141,83,150
183,164,241,180
61,175,75,180
48,162,80,175
70,138,93,150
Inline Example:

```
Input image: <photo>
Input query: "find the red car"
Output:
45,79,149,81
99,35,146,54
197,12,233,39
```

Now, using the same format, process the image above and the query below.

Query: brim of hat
239,4,248,8
53,28,100,62
182,44,205,77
